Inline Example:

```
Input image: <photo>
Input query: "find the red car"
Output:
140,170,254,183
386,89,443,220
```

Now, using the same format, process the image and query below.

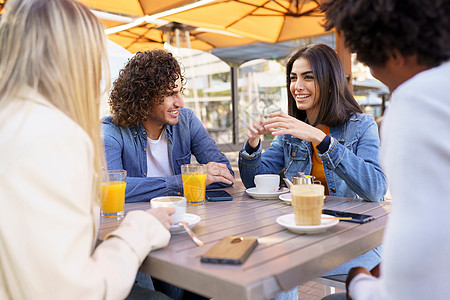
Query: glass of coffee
290,184,324,226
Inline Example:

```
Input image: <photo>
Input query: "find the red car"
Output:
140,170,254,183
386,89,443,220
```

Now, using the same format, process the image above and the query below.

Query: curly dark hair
287,44,362,127
321,0,450,68
109,49,185,127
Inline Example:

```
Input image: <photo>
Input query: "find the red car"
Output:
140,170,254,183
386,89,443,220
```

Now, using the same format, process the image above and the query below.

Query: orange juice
182,173,207,205
101,181,126,214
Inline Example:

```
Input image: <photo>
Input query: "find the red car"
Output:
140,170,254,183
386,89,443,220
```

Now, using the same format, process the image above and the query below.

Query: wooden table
99,183,390,300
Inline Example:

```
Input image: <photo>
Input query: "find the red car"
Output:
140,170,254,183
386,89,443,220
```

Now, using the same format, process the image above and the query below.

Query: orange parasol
103,21,256,53
162,0,334,43
78,0,197,16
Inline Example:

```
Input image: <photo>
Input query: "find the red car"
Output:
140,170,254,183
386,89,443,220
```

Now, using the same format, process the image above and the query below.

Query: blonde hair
0,0,110,201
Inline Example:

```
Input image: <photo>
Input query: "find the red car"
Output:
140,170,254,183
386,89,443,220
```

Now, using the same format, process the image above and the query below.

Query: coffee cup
150,196,187,224
290,184,324,226
254,174,280,193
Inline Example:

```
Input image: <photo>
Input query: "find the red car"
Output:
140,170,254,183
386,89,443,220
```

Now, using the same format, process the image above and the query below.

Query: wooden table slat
99,187,390,300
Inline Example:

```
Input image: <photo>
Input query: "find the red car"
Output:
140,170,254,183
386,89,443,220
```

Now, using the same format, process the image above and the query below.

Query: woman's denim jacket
102,108,234,203
239,113,386,202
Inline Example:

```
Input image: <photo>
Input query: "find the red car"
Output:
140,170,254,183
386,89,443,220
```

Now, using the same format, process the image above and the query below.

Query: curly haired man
102,49,235,203
321,0,450,299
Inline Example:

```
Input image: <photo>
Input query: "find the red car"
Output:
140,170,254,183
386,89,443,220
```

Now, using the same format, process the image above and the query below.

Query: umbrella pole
230,65,239,145
175,28,181,48
184,30,201,120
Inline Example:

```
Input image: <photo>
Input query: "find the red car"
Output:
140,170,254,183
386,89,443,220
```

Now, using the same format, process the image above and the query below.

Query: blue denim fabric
239,113,387,202
102,108,234,203
322,245,383,276
273,287,298,300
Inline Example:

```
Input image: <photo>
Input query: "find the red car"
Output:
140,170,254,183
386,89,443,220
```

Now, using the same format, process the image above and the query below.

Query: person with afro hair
103,49,235,204
321,0,450,299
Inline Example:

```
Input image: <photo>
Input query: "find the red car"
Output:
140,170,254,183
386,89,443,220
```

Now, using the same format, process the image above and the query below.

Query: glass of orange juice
181,164,207,205
101,170,127,218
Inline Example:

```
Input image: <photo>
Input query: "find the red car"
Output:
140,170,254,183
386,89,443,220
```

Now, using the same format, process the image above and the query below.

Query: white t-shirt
349,61,450,299
146,132,173,178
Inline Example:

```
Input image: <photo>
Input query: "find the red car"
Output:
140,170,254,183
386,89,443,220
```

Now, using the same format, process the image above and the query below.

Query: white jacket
0,87,170,300
349,61,450,299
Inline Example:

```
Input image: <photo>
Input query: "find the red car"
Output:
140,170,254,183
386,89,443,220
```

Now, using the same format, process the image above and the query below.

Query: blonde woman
0,0,174,299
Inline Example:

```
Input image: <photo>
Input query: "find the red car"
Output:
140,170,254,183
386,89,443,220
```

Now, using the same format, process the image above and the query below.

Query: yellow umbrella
105,21,256,53
78,0,197,16
162,0,333,43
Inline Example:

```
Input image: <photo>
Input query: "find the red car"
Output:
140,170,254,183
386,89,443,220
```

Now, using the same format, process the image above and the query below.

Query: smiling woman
289,57,320,123
240,43,386,200
238,43,387,279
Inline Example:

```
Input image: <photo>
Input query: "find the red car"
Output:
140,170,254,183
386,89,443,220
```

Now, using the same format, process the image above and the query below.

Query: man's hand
146,207,175,230
370,263,380,277
346,267,372,300
205,162,235,186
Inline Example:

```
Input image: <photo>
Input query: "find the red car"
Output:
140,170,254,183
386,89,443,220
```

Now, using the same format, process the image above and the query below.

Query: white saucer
279,192,326,203
245,187,289,200
276,214,339,234
170,213,201,235
279,192,292,203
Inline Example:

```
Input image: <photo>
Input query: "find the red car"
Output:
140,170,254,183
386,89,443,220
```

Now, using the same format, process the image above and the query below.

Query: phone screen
322,209,375,223
205,190,233,202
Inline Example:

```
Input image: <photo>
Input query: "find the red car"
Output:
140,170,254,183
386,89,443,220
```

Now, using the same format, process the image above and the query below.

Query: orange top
311,126,330,195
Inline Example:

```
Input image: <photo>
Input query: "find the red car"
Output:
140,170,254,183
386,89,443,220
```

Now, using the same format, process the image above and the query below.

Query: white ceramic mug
254,174,280,193
150,196,187,224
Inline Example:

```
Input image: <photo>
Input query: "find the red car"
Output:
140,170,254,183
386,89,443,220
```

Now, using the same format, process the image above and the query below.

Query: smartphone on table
201,236,258,264
205,190,233,202
322,209,375,224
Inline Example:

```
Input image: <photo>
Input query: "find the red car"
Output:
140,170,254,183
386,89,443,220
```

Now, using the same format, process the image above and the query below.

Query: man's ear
391,49,405,67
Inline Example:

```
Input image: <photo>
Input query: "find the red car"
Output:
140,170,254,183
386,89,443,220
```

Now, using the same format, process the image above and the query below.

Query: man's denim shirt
239,113,387,202
102,108,234,203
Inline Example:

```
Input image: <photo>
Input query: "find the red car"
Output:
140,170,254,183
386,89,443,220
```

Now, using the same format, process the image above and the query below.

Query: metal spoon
177,221,204,246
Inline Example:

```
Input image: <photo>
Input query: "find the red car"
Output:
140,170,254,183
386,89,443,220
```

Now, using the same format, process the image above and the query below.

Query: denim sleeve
103,121,183,203
102,121,125,170
319,117,387,202
187,112,235,189
124,176,183,203
238,136,286,189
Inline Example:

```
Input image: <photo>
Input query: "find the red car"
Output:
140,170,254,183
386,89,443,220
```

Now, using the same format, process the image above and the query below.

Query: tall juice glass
181,164,207,205
101,170,127,218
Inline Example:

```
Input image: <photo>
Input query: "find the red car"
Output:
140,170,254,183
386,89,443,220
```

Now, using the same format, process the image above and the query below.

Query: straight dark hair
286,44,362,127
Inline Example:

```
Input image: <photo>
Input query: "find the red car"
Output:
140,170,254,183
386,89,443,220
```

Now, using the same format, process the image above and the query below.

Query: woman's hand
146,207,175,230
205,162,235,186
264,112,326,144
247,118,271,148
